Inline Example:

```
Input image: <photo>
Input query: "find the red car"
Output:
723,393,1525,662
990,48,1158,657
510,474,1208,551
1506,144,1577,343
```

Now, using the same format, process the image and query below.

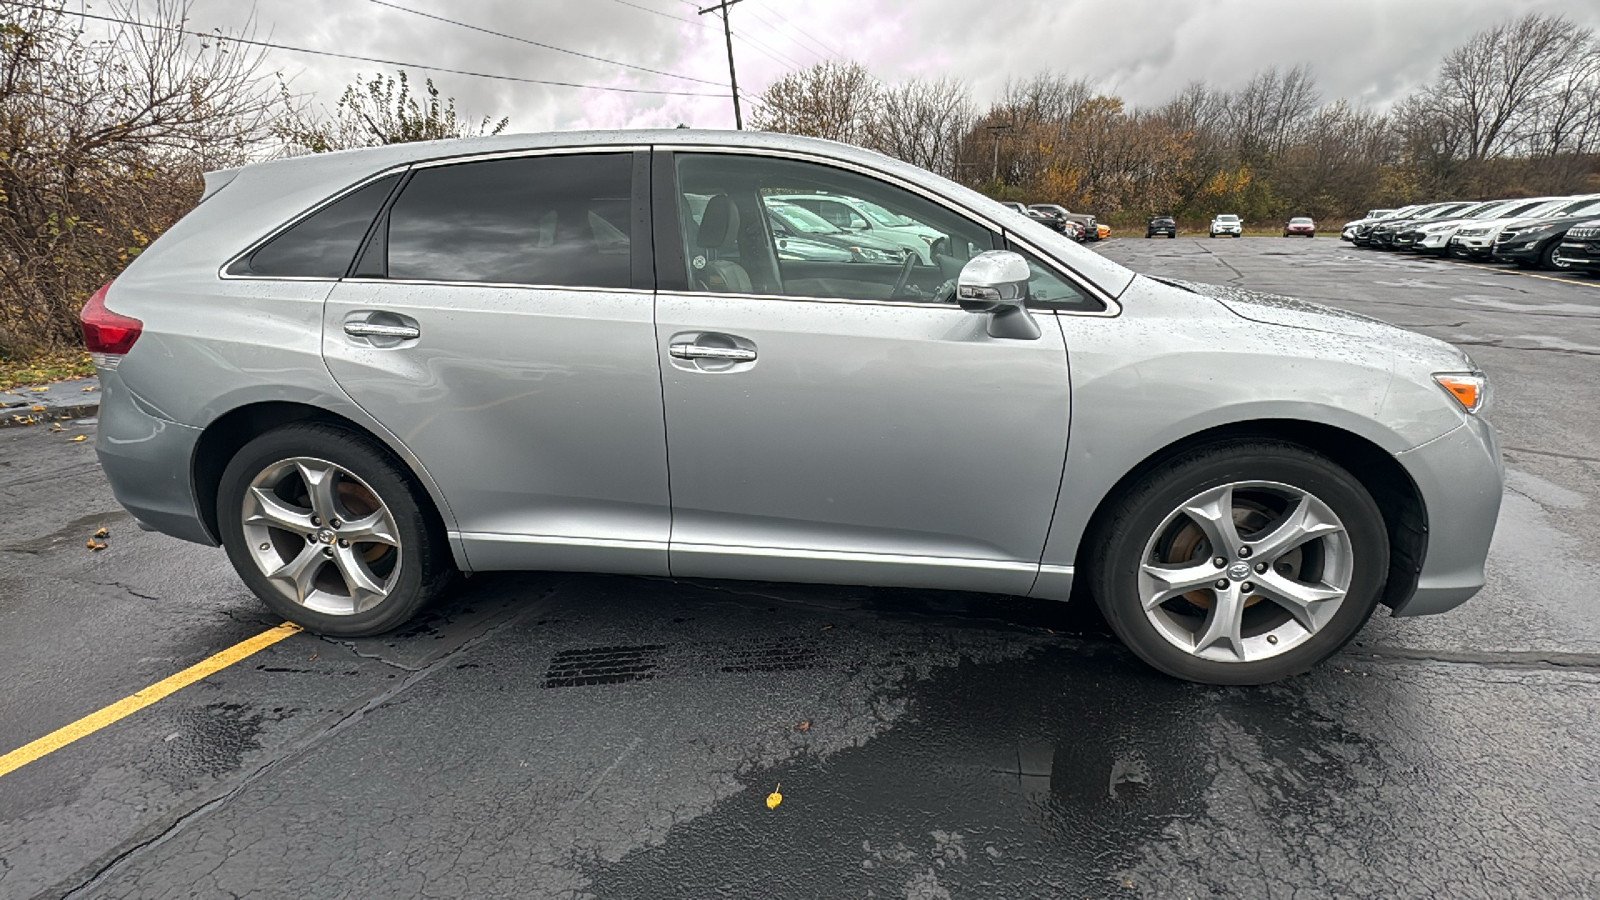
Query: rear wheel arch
192,402,453,552
1074,419,1427,612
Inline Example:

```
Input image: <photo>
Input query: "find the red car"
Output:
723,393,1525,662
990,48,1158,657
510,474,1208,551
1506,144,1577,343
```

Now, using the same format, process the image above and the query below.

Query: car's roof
134,129,1137,297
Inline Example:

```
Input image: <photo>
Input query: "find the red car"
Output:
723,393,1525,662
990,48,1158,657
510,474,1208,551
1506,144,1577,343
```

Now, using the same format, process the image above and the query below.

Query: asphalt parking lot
2,236,1599,899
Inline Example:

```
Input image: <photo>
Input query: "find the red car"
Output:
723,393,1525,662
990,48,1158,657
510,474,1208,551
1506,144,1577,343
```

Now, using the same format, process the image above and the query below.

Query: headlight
1434,372,1488,414
850,246,890,262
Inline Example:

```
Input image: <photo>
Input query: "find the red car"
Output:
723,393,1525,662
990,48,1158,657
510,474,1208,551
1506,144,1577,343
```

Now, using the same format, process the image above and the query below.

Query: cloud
185,0,1600,134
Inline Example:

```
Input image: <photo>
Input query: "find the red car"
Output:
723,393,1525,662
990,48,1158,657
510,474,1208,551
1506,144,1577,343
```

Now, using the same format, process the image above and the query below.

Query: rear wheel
1088,441,1388,684
218,423,454,636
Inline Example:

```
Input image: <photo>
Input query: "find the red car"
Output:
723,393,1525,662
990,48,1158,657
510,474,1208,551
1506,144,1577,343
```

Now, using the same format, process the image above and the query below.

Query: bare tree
0,0,277,354
750,61,880,144
865,77,973,178
1422,13,1589,161
275,70,509,155
1223,65,1320,163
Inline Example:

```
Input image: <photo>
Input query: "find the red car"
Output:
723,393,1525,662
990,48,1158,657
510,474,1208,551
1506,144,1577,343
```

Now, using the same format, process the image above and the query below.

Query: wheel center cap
317,528,337,545
1227,562,1252,581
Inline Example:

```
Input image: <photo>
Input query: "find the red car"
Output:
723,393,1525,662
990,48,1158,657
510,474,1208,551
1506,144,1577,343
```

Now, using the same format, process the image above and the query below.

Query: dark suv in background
1492,209,1600,271
1030,204,1100,241
1559,220,1600,275
1146,216,1176,238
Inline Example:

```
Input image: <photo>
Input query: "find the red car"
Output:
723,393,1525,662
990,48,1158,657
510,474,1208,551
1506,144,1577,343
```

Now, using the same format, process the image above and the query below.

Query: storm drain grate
543,644,666,688
719,637,819,674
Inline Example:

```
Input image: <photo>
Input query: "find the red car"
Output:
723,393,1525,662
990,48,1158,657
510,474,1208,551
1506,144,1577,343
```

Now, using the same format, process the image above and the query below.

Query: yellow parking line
0,622,302,779
1445,259,1598,288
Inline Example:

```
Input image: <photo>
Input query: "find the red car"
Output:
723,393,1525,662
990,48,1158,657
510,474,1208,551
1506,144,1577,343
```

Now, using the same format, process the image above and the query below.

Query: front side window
233,173,400,278
673,153,994,303
384,153,633,288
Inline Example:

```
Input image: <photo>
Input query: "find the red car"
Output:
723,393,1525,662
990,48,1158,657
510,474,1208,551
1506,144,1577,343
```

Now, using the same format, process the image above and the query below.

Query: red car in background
1284,217,1316,237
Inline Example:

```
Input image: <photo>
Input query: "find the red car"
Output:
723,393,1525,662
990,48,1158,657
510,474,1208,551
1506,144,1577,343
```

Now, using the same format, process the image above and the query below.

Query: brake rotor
1160,499,1294,610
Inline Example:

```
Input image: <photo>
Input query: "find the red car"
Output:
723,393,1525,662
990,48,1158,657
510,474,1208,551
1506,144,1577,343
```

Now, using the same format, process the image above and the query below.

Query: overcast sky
179,0,1600,133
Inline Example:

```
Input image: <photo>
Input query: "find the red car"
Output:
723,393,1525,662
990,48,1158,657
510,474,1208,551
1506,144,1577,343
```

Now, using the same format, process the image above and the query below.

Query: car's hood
1507,215,1589,232
1155,277,1465,361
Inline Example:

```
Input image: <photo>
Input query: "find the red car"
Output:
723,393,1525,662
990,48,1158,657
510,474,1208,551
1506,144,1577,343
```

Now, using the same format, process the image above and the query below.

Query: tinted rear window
384,154,633,288
233,173,399,278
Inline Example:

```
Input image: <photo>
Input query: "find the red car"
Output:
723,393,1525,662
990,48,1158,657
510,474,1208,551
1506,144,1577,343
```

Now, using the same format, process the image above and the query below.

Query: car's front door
322,149,671,575
653,150,1072,594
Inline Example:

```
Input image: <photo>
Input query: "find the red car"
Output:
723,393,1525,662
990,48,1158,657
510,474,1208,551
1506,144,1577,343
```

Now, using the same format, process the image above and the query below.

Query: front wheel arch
1073,419,1427,614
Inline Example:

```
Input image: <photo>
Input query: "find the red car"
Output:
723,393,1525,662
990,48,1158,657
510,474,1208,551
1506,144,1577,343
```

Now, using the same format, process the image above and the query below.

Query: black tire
1539,240,1572,271
217,422,454,636
1086,440,1388,685
1168,233,1175,239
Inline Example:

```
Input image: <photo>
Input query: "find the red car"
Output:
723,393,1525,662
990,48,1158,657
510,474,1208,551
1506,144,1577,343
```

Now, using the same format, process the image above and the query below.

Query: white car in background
1410,197,1558,255
768,193,942,263
1450,195,1600,260
1209,214,1242,237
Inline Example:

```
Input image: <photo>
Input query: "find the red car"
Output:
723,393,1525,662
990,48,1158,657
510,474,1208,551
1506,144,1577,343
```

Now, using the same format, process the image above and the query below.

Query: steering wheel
889,251,917,299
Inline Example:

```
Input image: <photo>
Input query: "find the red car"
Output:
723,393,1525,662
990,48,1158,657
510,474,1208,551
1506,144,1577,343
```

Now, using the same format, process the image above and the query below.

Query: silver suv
83,130,1502,684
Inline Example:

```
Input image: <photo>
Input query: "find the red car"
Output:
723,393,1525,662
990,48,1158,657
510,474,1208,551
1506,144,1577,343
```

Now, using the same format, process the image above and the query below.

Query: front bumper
1415,231,1455,252
95,369,215,546
1491,240,1544,263
1559,240,1600,271
1390,414,1503,616
1448,234,1495,258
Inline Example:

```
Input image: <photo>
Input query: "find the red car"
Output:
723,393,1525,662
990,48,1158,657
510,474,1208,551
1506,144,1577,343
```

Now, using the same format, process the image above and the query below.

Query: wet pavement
2,237,1599,898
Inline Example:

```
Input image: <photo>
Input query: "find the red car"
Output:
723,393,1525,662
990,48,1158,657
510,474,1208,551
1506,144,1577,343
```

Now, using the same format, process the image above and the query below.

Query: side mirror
956,251,1040,340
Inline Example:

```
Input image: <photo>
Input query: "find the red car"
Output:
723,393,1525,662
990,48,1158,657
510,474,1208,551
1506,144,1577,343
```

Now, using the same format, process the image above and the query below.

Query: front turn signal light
1434,373,1487,414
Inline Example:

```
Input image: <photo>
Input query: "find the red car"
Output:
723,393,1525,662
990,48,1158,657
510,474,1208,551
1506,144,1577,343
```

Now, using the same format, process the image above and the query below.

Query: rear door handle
669,343,756,362
344,321,420,340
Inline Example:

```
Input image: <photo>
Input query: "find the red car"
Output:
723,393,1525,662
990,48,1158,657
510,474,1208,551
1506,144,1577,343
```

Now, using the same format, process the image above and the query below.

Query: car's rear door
651,148,1073,595
322,148,671,574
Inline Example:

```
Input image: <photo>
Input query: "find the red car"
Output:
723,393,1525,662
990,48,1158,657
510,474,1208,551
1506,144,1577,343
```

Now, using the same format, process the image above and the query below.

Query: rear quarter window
228,173,400,278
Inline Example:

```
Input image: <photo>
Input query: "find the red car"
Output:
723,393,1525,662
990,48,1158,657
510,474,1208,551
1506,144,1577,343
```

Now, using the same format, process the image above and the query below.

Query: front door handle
669,343,756,362
344,321,421,340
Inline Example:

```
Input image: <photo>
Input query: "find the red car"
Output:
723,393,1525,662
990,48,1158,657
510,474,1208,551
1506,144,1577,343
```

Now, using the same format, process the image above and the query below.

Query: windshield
1217,215,1239,223
767,202,840,235
1555,197,1600,216
1290,218,1312,224
853,198,916,228
1456,202,1501,218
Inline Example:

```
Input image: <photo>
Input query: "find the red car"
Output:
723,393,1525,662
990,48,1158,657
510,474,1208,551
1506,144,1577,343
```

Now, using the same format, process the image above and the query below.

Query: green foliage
276,71,509,154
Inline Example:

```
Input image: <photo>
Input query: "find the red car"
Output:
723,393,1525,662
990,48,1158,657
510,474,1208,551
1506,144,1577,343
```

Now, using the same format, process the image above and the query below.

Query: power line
7,2,726,97
733,29,808,70
370,0,725,86
741,4,836,64
605,0,713,28
752,0,847,61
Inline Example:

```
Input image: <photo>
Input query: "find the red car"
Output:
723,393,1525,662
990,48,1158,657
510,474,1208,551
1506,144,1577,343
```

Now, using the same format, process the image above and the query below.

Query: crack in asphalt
55,586,560,900
1350,645,1600,672
315,635,426,672
1502,446,1600,464
1450,339,1600,357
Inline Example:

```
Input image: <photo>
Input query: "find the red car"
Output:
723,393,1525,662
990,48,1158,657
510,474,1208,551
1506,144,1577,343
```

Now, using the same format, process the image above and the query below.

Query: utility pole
987,123,1012,183
698,0,745,129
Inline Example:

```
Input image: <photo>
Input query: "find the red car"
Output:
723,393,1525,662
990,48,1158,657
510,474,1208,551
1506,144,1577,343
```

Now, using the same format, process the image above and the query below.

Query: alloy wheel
1137,481,1353,663
240,457,402,615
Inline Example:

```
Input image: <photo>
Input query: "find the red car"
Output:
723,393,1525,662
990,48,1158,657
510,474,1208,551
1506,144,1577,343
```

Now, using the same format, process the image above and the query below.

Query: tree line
752,12,1600,228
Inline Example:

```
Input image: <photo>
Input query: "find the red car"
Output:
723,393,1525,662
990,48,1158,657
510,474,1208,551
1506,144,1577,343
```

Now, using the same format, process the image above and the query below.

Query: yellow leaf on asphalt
765,784,783,809
30,405,44,411
81,386,97,392
94,526,108,539
86,539,106,551
69,435,86,442
29,386,48,392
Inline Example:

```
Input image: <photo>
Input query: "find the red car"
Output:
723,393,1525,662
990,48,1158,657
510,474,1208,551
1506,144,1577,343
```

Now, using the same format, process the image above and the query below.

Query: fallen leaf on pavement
796,720,810,733
86,539,107,551
94,526,108,539
49,423,63,432
30,405,44,411
81,386,98,392
29,386,48,392
69,435,86,442
765,783,783,809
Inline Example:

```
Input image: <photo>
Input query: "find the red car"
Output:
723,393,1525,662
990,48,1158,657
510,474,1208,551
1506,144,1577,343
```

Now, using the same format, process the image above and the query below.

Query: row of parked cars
999,202,1111,242
1340,195,1600,275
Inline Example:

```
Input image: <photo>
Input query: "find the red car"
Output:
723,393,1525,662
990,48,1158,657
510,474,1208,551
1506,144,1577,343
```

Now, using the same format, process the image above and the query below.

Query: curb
2,402,100,428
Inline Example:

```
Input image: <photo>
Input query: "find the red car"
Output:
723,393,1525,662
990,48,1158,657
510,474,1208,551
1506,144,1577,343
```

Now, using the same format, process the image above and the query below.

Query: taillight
80,282,142,362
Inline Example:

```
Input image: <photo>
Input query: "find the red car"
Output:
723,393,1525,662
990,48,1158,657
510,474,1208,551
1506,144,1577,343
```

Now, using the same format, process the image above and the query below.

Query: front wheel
1087,441,1388,684
218,422,454,636
1540,240,1572,271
